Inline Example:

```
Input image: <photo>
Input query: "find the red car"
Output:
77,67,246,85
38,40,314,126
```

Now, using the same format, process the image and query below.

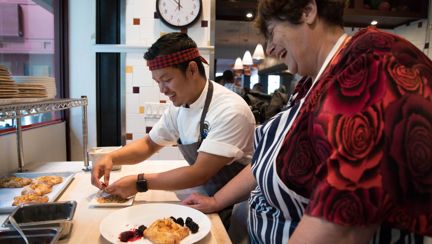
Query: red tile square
133,86,140,94
201,20,208,27
126,133,133,140
133,18,140,25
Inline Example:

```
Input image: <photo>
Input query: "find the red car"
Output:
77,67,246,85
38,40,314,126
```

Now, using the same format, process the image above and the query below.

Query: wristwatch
136,173,148,192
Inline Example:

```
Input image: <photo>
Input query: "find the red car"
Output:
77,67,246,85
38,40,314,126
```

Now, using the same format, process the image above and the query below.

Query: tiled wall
124,0,213,160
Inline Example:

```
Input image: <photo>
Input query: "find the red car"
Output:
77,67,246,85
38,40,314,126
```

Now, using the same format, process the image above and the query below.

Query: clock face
156,0,202,28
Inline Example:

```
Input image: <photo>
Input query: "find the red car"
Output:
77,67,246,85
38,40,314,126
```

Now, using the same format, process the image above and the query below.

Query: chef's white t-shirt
149,80,255,165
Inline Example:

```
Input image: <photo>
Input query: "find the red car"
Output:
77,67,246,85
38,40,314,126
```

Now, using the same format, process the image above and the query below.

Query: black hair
144,32,206,78
222,70,234,83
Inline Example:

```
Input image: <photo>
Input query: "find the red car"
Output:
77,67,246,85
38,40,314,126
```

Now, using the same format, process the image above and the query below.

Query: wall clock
156,0,202,29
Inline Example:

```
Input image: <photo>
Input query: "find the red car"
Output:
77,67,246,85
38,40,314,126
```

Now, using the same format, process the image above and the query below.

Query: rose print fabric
276,27,432,238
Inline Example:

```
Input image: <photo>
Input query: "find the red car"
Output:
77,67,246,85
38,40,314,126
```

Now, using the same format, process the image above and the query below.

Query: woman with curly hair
183,0,432,243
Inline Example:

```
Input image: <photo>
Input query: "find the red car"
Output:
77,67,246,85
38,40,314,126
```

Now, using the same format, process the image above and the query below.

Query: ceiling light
371,20,378,25
233,57,244,70
245,12,254,19
252,43,265,61
242,50,253,66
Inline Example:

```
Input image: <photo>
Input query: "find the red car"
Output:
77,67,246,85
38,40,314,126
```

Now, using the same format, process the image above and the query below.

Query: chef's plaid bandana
146,48,208,71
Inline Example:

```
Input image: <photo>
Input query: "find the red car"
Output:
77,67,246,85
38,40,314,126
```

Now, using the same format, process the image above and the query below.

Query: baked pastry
34,175,63,186
144,218,189,244
0,176,32,188
96,194,128,203
12,194,49,206
21,182,52,196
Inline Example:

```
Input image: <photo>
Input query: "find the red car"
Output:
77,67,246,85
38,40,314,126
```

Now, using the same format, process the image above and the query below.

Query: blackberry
136,225,147,237
170,216,177,222
185,217,199,234
187,221,199,233
176,217,184,226
119,230,135,242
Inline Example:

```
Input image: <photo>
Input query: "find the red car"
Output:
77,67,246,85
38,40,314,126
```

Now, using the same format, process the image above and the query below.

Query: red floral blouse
276,27,432,236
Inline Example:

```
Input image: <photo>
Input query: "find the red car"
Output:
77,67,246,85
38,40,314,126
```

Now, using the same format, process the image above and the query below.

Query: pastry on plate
12,194,49,206
144,218,189,244
21,182,52,196
96,194,128,203
0,176,32,188
34,175,63,186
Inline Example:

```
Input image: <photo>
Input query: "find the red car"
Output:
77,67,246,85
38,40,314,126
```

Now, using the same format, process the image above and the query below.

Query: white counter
0,161,232,244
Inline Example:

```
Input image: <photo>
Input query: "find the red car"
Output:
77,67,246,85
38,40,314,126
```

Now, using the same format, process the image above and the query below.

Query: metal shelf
0,96,90,172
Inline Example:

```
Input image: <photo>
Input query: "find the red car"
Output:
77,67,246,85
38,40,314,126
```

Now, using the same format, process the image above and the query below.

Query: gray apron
177,81,245,196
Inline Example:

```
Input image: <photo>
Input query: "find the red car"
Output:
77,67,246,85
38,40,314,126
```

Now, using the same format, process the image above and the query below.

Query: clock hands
176,0,183,10
168,0,182,10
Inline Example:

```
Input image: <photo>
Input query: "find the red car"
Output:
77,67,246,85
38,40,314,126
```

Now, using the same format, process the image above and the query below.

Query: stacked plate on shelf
0,65,19,99
13,76,56,99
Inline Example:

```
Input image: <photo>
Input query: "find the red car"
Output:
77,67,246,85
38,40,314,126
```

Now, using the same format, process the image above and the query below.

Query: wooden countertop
0,161,232,244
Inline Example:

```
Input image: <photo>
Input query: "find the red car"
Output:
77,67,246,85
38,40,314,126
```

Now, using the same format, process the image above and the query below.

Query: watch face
156,0,202,28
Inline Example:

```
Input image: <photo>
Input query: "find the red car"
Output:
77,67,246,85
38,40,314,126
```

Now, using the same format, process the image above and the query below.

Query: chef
91,32,255,199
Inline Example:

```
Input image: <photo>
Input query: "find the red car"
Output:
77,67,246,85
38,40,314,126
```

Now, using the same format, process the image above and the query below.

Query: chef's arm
109,135,163,165
145,151,231,190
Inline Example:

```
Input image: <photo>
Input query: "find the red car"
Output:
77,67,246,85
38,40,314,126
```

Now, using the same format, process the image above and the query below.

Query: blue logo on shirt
201,121,210,139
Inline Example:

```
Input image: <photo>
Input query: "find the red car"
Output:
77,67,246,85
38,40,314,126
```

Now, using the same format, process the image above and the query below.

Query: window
0,0,66,132
268,75,280,94
249,69,259,89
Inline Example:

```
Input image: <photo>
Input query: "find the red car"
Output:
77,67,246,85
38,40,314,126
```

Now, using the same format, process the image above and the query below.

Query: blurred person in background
223,69,244,95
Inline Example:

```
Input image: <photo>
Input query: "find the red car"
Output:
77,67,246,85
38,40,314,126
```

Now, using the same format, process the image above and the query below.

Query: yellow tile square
126,66,133,74
139,106,145,114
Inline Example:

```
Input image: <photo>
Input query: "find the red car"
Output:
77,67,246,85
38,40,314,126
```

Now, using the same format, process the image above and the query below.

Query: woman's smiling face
265,19,308,75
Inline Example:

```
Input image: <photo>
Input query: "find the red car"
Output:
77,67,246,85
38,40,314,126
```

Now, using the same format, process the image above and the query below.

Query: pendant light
242,50,253,66
233,57,244,70
252,43,265,61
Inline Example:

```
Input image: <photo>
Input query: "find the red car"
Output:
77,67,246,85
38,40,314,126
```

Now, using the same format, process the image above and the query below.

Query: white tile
144,118,159,127
132,65,150,86
126,53,145,66
133,133,146,140
126,73,133,94
126,25,141,44
140,86,160,103
126,93,140,114
126,114,146,134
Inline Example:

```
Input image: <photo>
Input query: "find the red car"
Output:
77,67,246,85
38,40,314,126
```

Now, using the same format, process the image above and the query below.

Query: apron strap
198,81,214,144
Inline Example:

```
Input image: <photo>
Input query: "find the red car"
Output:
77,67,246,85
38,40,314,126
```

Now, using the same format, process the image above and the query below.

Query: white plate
99,203,211,243
89,191,134,207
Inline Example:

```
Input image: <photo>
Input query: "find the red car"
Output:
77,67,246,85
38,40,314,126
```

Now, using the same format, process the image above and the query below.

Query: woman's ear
302,0,318,25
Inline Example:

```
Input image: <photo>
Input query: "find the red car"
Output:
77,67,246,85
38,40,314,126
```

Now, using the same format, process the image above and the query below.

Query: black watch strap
136,173,148,192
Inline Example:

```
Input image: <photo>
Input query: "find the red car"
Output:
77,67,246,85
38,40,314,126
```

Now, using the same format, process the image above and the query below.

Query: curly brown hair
256,0,347,38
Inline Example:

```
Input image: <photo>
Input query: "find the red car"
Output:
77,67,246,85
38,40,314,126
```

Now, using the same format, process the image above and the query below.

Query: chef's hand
91,155,114,190
104,175,137,199
181,192,219,213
